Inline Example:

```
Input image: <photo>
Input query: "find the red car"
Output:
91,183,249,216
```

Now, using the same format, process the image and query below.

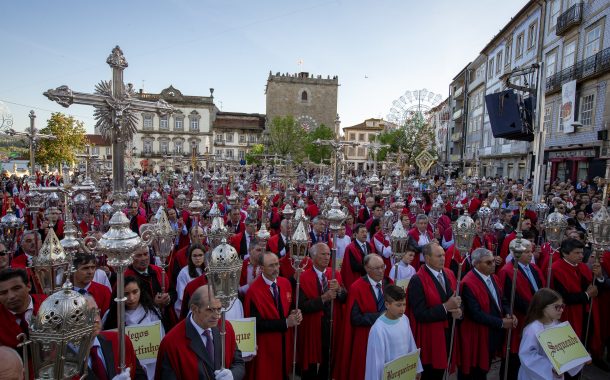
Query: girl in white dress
174,244,206,317
104,276,165,380
518,288,586,380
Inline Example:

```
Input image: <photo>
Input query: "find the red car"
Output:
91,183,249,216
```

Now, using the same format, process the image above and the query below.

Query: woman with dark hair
174,243,206,317
518,288,586,379
103,276,165,380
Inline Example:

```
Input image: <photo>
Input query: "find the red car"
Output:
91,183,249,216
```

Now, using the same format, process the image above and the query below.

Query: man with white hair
0,346,23,380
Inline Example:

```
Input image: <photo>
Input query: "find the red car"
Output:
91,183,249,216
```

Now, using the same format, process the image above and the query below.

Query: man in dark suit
458,248,517,380
157,285,245,380
84,295,146,380
309,217,330,245
230,217,257,259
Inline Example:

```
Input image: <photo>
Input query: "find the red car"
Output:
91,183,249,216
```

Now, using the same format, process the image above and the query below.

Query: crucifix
6,110,56,176
313,138,358,194
364,139,390,174
44,46,174,210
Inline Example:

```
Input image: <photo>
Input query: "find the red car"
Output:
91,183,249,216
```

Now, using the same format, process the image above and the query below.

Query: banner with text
125,321,163,362
536,321,591,375
230,317,257,356
383,348,420,380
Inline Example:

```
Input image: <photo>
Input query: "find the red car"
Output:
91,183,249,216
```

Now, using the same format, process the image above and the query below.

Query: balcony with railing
213,139,225,146
546,47,610,93
452,109,463,121
556,2,583,36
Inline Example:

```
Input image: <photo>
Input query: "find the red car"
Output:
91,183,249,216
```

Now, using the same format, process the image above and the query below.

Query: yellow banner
536,321,591,375
383,348,420,380
229,317,257,356
125,321,163,362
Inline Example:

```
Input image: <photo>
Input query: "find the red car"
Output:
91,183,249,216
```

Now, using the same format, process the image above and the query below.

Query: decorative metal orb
96,211,144,268
589,207,610,248
546,211,568,249
535,200,550,225
453,213,476,253
509,234,530,260
477,202,493,231
29,282,96,380
326,197,347,232
208,241,242,309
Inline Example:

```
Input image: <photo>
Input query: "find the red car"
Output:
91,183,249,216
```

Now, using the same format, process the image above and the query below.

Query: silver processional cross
44,45,174,209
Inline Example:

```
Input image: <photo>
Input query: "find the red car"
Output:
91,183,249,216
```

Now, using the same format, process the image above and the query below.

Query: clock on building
296,115,317,132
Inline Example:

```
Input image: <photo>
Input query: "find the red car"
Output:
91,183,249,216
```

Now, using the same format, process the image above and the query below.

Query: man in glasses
458,248,516,380
157,285,245,380
336,254,390,380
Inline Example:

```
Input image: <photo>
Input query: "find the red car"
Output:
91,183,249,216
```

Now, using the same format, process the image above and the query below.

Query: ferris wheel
386,89,443,126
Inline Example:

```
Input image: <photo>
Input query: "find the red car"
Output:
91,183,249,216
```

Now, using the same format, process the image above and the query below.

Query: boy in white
365,284,423,380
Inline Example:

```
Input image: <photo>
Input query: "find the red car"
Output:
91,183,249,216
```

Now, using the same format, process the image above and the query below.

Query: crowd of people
0,168,608,380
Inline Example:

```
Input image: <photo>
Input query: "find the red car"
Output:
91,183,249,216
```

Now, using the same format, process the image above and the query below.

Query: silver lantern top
207,240,242,309
453,213,476,253
477,201,493,231
29,282,96,380
545,211,568,249
326,197,347,232
96,211,145,268
509,233,530,261
589,206,610,248
390,220,409,262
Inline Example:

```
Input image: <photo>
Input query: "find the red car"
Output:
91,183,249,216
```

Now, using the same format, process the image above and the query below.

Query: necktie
375,283,385,312
203,330,215,368
523,265,539,291
90,346,109,380
77,288,87,295
321,274,329,294
15,312,28,335
317,234,322,242
437,273,446,294
486,278,500,308
361,243,367,255
271,282,280,310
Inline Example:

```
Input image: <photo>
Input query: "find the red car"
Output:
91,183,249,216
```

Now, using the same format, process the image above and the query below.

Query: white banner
561,80,577,133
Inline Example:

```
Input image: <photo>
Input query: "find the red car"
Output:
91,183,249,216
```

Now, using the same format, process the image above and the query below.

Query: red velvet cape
0,294,46,349
244,275,294,380
296,267,344,369
335,277,379,380
154,319,237,380
498,262,544,353
339,241,372,290
99,331,139,379
456,271,499,374
409,266,457,370
87,281,111,317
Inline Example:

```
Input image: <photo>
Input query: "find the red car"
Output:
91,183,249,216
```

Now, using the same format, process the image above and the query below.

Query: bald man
0,346,23,380
156,285,245,380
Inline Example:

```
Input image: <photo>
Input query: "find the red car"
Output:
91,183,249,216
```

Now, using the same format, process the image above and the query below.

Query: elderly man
125,245,171,311
297,243,346,379
309,216,330,245
337,254,391,380
458,248,516,380
11,230,40,268
0,269,47,350
157,285,245,380
408,243,461,380
357,196,375,224
244,252,302,380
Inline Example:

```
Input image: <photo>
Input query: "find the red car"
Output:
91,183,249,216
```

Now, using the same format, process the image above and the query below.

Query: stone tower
265,71,339,134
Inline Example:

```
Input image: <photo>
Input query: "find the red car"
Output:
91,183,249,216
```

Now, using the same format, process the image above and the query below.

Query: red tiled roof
85,134,111,146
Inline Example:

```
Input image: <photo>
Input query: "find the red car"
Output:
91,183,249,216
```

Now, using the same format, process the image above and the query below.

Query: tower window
301,91,308,102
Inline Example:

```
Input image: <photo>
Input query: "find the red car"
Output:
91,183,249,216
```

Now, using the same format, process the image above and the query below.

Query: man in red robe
72,254,111,317
125,246,171,318
156,285,245,380
498,238,544,380
408,243,461,380
244,252,302,380
225,207,245,234
357,196,375,224
336,254,391,380
297,243,346,379
340,224,375,290
458,248,516,380
551,238,604,361
230,217,257,259
408,214,436,270
0,269,47,350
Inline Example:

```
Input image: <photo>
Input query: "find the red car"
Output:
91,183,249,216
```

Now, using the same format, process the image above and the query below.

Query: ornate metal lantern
429,203,442,228
32,228,70,295
73,193,89,222
409,198,419,215
453,213,477,253
535,200,550,227
208,241,242,311
208,215,229,249
382,210,395,237
28,282,96,380
390,221,409,278
0,210,24,251
148,190,162,214
589,207,610,249
290,218,310,263
477,201,493,232
545,211,568,250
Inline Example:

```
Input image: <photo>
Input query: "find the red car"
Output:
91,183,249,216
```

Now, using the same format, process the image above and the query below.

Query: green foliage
304,124,335,164
376,112,437,165
245,143,265,164
36,113,87,169
267,116,307,162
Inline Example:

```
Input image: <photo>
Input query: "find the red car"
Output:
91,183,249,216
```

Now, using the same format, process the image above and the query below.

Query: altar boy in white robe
365,284,423,380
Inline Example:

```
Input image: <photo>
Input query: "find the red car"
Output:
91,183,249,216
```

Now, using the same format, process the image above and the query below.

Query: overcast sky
1,0,528,133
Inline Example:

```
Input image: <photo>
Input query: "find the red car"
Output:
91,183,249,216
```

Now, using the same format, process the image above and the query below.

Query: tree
304,124,335,164
245,143,265,164
267,116,307,162
376,112,437,166
36,112,87,170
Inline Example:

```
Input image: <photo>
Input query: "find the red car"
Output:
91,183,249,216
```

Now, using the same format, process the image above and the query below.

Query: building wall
266,72,338,131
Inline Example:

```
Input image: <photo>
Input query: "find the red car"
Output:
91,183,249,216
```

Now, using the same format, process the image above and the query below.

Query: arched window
301,91,308,102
